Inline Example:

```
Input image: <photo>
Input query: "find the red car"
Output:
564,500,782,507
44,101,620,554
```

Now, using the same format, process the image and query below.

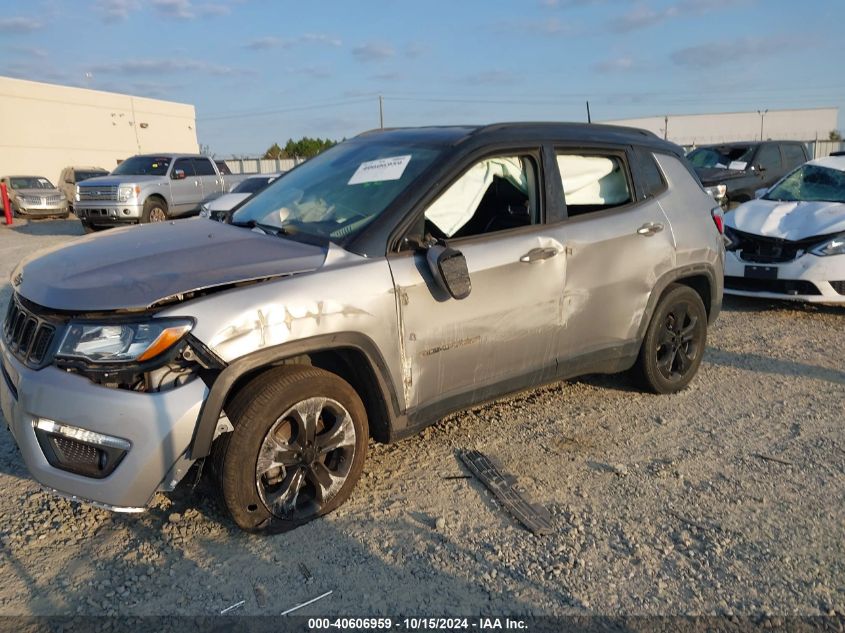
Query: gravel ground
0,217,843,618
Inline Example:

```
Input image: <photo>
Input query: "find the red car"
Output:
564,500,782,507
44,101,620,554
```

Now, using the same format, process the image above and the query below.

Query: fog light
33,419,130,479
122,208,130,215
34,418,130,450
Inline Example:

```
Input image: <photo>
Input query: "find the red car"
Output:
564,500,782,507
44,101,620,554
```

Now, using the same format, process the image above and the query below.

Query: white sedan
723,155,845,304
199,173,281,220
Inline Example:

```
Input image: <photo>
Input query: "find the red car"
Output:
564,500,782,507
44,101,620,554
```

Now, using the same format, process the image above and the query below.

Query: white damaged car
723,155,845,304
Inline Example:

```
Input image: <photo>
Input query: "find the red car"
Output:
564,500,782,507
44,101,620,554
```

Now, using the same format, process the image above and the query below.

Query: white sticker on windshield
728,160,747,171
38,178,50,186
348,155,411,185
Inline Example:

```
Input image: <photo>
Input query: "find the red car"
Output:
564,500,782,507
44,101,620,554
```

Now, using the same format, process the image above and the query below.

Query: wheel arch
189,333,400,459
636,264,721,342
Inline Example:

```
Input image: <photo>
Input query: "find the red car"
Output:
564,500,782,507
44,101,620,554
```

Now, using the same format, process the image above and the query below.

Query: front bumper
0,336,206,510
75,201,143,225
724,251,845,304
16,202,69,217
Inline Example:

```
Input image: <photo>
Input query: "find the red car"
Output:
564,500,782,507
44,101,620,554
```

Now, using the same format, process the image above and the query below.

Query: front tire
634,284,708,394
141,197,168,223
213,366,369,533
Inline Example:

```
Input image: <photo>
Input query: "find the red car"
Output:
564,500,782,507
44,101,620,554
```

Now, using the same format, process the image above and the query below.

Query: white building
0,75,198,185
603,107,838,147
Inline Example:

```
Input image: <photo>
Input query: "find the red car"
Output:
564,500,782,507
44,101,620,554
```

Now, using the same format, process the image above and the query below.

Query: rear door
193,157,224,204
169,157,200,215
549,145,676,362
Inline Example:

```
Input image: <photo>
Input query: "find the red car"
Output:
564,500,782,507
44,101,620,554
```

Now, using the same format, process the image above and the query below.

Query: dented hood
727,198,845,241
13,219,327,312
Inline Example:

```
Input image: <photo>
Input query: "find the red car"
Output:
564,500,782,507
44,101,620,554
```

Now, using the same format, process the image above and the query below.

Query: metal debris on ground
752,453,794,467
220,599,245,615
281,590,333,616
442,475,473,480
298,562,313,582
457,449,553,536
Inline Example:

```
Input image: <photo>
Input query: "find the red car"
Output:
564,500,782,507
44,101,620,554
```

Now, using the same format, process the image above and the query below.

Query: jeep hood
13,219,328,312
727,198,845,241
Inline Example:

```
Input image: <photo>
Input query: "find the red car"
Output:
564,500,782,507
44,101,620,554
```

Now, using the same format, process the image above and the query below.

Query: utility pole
586,101,591,123
757,109,768,141
664,114,668,140
379,95,384,129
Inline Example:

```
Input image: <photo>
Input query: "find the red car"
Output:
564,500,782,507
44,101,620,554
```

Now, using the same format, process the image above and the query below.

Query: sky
1,0,844,157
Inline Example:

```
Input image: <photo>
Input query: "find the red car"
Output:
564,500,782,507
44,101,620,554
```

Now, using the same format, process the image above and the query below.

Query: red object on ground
1,183,11,225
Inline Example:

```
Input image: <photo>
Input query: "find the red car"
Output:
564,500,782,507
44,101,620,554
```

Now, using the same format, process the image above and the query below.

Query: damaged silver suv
1,123,724,532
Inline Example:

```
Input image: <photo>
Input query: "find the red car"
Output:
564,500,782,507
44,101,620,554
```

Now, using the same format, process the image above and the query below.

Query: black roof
355,122,679,154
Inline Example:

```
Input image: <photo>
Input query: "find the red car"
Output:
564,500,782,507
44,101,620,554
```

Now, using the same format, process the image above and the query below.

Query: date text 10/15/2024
308,617,528,630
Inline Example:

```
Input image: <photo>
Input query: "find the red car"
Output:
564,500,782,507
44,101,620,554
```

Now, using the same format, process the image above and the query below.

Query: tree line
263,137,339,160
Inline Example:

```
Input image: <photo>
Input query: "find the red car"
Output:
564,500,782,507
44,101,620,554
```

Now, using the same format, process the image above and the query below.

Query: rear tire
212,366,368,533
634,284,708,394
141,198,168,223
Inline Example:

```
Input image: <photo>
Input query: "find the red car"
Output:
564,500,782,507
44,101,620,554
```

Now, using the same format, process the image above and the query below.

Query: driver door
387,151,566,410
169,157,200,216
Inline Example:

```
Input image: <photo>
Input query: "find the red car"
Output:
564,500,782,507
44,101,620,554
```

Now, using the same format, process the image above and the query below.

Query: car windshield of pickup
111,156,172,176
231,140,441,244
687,145,754,170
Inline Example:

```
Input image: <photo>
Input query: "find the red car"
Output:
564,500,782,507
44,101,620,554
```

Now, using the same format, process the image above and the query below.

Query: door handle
519,247,559,263
637,222,664,236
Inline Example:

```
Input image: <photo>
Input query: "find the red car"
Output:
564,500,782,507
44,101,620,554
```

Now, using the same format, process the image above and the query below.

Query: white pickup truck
74,154,244,230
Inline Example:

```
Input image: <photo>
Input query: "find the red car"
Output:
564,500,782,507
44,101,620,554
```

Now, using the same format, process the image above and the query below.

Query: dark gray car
1,123,724,532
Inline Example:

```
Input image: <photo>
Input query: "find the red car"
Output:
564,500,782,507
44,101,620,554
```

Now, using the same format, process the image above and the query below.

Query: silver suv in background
2,123,724,533
73,154,239,230
58,166,109,209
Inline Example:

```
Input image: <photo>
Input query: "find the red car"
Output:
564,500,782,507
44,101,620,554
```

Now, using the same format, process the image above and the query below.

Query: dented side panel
555,192,676,360
388,230,565,409
158,255,406,409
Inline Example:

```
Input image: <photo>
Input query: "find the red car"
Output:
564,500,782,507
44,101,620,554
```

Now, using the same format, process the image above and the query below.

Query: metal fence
223,157,304,174
808,139,845,159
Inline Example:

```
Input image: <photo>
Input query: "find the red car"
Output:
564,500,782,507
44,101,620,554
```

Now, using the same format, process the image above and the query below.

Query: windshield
687,145,754,170
233,176,276,194
764,164,845,203
232,140,442,243
111,156,172,176
10,177,54,189
76,170,108,182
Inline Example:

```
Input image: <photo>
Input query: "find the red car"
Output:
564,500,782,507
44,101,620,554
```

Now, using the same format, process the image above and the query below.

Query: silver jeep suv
1,123,724,532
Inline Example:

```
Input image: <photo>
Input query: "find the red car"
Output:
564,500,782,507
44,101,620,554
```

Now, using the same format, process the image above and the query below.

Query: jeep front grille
3,297,59,367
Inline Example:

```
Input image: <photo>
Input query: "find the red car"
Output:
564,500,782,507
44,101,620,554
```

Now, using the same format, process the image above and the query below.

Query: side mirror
172,169,186,180
755,164,766,173
426,244,471,300
754,187,768,199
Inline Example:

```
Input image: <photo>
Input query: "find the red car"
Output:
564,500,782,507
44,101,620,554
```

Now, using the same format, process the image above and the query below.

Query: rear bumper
724,251,845,304
0,336,206,510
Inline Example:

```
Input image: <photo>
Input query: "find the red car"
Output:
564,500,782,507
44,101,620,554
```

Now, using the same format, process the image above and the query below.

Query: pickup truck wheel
141,198,168,223
213,366,368,533
634,284,707,394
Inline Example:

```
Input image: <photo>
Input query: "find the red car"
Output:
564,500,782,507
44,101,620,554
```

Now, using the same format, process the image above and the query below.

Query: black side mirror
426,244,471,300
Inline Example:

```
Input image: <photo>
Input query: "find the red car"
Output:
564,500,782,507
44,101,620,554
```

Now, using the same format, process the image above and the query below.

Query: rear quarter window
634,148,667,199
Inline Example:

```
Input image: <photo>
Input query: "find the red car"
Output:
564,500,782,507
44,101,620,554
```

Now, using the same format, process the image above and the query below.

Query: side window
193,158,216,176
634,148,667,199
171,158,195,179
782,144,807,168
556,152,632,217
422,155,539,240
755,144,781,171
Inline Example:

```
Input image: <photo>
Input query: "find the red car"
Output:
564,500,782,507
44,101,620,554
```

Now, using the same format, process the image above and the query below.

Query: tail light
711,206,724,234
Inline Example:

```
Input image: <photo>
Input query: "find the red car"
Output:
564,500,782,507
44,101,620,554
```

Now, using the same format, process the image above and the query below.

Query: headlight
810,235,845,257
74,185,80,202
723,225,740,250
199,204,210,218
57,319,193,364
704,184,727,201
117,184,140,202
